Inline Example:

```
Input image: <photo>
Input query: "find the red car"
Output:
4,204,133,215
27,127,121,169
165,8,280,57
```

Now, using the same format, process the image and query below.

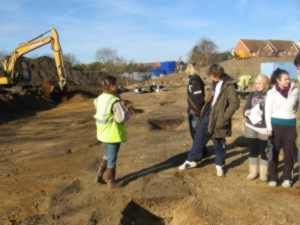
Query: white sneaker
268,181,277,187
281,180,292,188
178,160,197,171
216,165,224,177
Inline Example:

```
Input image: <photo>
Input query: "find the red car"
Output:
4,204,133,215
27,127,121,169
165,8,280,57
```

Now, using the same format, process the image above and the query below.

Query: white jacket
265,83,299,131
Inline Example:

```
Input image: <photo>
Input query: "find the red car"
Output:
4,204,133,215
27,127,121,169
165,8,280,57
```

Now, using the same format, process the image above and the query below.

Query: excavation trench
121,201,165,225
147,116,184,130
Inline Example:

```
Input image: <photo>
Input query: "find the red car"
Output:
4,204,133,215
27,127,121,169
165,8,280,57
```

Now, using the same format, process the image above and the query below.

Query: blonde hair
254,74,270,92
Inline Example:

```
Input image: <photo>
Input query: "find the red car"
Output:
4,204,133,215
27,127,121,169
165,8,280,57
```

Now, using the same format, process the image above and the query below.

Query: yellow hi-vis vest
94,93,127,143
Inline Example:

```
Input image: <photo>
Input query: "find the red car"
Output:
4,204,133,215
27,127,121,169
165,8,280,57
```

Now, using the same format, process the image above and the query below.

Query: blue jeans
188,113,201,140
103,143,121,168
187,114,226,166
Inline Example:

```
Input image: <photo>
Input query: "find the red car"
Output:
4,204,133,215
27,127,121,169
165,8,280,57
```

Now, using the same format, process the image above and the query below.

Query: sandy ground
0,84,300,225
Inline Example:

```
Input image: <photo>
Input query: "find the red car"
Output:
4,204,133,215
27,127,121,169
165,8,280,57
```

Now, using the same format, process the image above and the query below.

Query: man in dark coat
179,64,240,176
187,74,205,139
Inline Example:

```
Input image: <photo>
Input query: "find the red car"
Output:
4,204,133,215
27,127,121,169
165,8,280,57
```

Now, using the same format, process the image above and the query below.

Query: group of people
93,53,300,189
183,54,300,188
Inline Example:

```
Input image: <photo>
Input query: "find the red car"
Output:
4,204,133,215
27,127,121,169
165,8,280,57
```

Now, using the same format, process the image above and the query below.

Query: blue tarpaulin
151,68,163,77
151,61,176,77
160,61,176,74
261,62,297,79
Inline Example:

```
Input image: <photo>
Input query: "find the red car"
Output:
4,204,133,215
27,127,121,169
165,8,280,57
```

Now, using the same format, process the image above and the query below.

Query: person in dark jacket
243,74,270,181
187,74,205,139
294,53,300,183
179,64,240,176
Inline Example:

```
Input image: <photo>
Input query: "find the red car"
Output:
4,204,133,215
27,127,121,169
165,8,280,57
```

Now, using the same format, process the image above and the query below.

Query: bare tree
189,38,218,66
0,50,8,60
95,48,124,64
63,53,79,66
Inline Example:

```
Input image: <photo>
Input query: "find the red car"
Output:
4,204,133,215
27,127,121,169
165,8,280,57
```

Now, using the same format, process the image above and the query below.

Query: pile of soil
0,56,130,123
12,56,108,96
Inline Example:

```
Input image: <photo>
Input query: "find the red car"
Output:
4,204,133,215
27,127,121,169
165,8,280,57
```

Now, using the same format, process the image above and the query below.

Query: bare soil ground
0,81,300,225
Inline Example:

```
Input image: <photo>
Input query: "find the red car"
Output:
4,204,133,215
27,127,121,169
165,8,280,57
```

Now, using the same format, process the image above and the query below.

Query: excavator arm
0,28,66,90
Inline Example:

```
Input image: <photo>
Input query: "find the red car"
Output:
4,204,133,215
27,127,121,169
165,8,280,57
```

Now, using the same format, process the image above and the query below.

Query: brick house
268,40,300,56
234,39,300,58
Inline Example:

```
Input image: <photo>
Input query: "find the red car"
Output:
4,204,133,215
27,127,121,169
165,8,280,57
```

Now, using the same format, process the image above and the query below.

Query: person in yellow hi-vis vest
94,76,130,188
237,74,252,91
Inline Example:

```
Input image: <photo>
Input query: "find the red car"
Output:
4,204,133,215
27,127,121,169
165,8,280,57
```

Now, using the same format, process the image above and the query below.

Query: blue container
261,62,297,80
160,61,176,75
151,68,162,77
150,61,177,77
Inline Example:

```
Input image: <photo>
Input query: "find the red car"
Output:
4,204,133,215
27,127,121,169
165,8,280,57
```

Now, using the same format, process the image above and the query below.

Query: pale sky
0,0,299,63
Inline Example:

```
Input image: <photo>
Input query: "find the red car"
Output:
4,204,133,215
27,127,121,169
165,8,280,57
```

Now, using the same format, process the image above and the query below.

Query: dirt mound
0,56,132,123
0,91,55,123
64,93,91,104
12,56,108,96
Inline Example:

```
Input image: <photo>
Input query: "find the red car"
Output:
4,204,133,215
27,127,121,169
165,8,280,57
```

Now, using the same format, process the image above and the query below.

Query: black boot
95,159,107,184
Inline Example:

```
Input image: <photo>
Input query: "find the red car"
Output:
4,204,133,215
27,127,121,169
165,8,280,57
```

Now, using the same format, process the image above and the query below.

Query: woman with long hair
265,68,299,188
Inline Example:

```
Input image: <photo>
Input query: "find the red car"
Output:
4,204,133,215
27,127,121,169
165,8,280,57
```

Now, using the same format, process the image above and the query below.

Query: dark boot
106,167,118,188
95,159,107,184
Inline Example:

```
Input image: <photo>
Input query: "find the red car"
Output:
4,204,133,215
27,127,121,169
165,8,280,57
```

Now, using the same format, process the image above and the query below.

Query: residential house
268,40,300,56
234,39,300,58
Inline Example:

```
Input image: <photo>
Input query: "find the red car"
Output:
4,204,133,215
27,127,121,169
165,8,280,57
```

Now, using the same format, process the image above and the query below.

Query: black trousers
248,138,267,160
269,125,297,181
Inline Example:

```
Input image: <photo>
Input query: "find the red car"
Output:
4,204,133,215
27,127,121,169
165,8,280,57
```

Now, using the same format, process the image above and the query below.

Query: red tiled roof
240,39,268,52
240,39,299,53
268,40,296,52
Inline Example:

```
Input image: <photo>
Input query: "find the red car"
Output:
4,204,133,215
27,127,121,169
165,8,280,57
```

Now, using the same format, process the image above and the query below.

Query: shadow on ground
118,136,249,186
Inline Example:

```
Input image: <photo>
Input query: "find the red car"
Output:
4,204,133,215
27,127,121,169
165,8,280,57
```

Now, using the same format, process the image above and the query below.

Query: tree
63,53,79,66
0,50,8,60
95,48,124,65
189,38,218,66
211,51,233,62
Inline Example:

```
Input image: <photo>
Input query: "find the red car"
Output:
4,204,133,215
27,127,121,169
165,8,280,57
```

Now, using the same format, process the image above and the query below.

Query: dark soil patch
49,179,81,220
159,100,176,106
148,116,184,130
121,201,165,225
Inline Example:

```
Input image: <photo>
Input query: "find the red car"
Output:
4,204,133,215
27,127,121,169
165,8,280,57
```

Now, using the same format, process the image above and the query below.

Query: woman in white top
265,68,299,188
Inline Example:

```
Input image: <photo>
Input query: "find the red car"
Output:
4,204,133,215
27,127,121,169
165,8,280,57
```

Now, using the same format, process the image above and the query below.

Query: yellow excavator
0,27,67,93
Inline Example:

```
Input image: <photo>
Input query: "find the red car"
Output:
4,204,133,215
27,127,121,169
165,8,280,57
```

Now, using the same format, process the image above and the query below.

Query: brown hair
294,52,300,67
101,75,117,93
207,64,224,77
270,68,289,85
